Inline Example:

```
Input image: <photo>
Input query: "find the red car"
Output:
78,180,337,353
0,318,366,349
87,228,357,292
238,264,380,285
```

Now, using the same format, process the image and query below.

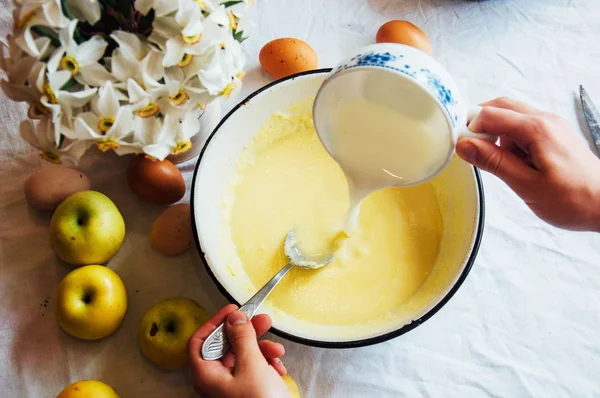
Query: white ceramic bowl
191,69,484,348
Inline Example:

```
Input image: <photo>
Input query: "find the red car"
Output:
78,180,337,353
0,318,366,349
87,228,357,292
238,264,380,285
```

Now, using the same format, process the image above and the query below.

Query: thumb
225,311,264,370
456,137,537,194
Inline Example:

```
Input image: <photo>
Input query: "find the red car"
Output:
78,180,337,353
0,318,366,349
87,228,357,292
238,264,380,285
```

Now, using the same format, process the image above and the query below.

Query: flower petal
75,36,108,66
59,20,78,55
110,48,138,82
67,0,102,25
59,87,97,108
180,111,200,141
75,112,102,138
152,16,181,39
96,81,120,117
42,0,69,27
127,79,150,105
57,138,92,165
47,48,65,74
142,143,172,161
48,70,72,93
110,31,147,61
77,63,115,87
108,106,134,139
19,119,38,148
163,38,186,67
141,50,165,83
113,143,142,156
134,0,154,15
154,0,179,16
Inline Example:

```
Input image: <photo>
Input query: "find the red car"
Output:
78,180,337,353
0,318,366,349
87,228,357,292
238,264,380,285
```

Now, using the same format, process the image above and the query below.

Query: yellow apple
51,190,125,266
138,297,209,370
282,374,302,398
57,380,119,398
55,265,127,340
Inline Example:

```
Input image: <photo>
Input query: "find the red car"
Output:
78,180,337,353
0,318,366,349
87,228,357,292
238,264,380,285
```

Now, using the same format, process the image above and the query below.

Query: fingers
252,314,273,337
268,357,287,376
188,304,238,368
456,137,538,194
480,97,545,116
258,340,285,359
468,106,543,149
225,311,266,371
221,314,276,369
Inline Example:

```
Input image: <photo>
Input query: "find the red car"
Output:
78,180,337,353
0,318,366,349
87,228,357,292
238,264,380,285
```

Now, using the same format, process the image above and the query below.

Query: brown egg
259,38,318,80
24,167,91,210
376,20,432,55
127,156,185,205
150,203,192,256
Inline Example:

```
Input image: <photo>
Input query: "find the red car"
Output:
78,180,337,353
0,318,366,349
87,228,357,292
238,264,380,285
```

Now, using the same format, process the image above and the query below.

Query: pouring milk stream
313,43,496,233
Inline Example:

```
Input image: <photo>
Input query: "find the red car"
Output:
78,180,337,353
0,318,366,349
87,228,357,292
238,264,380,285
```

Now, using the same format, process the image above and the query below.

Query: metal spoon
201,230,332,360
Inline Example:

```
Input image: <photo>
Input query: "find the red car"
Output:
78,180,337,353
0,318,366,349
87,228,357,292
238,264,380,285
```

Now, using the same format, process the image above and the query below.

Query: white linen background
1,0,600,396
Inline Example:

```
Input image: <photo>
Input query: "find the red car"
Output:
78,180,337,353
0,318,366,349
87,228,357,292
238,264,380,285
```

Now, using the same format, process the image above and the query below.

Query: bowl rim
190,68,485,349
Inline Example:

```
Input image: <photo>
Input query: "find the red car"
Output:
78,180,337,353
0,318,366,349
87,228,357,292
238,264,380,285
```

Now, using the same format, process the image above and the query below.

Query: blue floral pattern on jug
331,51,459,127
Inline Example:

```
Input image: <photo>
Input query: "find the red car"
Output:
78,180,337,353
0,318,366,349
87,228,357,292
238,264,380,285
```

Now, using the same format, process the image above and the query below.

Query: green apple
55,265,127,340
138,297,209,370
50,190,125,266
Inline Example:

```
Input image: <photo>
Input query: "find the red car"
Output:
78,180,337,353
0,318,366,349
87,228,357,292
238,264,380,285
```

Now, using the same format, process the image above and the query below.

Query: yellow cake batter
229,99,443,326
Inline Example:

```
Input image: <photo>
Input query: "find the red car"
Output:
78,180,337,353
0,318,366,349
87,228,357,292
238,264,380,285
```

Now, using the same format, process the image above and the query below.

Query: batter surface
229,99,443,325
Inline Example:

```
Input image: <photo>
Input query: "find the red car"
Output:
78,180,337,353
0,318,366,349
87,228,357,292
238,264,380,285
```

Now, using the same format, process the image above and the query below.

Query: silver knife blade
579,85,600,154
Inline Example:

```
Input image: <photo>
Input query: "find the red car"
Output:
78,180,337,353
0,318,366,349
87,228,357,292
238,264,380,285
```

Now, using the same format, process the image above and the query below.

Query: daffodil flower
144,67,212,117
47,20,114,87
171,110,200,155
0,41,40,104
11,8,55,59
127,78,169,119
71,82,137,154
20,117,90,165
135,0,179,17
14,0,69,28
37,66,97,125
111,32,164,90
159,0,209,67
133,116,173,161
197,37,245,98
66,0,102,25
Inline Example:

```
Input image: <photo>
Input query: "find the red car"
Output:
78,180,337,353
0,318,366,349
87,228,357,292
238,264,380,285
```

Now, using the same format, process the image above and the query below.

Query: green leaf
222,1,244,7
61,0,74,19
233,29,247,43
31,26,60,47
60,77,78,90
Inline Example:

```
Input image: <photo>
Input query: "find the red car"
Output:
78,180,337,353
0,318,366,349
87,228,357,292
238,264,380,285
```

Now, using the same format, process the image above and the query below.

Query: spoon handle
201,262,295,360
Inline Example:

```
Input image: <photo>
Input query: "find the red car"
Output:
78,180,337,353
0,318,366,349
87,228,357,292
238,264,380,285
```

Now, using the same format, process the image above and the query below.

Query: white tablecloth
2,0,600,396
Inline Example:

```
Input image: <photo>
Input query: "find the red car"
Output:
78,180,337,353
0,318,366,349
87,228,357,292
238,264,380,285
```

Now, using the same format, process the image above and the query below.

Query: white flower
133,116,172,160
171,111,200,155
127,78,169,119
135,0,179,17
14,0,69,28
197,37,245,99
71,82,137,154
20,117,89,165
11,8,55,59
160,0,210,67
37,66,97,125
65,0,102,25
0,61,48,119
110,32,164,89
145,67,213,116
47,20,114,87
132,112,199,160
